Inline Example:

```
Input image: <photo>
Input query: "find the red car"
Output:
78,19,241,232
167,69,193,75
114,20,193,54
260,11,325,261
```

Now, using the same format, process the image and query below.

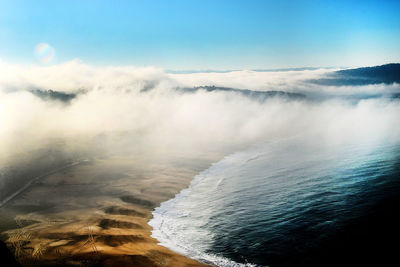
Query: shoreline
149,150,259,267
0,154,222,266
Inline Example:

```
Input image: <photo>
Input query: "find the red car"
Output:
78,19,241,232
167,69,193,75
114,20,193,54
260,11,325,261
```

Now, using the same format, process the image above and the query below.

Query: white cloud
0,60,399,163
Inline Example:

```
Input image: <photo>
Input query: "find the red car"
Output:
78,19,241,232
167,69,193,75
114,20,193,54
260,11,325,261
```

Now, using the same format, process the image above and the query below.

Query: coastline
0,153,222,266
149,150,262,267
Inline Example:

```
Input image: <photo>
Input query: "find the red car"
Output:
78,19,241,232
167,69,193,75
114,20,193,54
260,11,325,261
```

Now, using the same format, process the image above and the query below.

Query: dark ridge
98,219,143,229
38,232,90,242
139,80,160,92
337,63,400,82
120,195,155,208
309,63,400,86
30,89,77,103
104,206,147,217
253,67,321,72
97,235,146,247
178,86,306,101
167,67,322,74
166,69,237,74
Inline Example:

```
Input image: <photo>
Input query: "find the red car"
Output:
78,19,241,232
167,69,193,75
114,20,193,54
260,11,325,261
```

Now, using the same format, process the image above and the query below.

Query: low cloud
1,60,399,165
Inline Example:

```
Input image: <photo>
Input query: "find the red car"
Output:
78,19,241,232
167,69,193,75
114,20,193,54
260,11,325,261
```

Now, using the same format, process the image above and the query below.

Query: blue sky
0,0,399,69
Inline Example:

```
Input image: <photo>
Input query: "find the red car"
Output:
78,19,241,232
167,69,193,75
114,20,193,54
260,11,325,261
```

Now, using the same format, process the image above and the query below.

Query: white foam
149,152,264,267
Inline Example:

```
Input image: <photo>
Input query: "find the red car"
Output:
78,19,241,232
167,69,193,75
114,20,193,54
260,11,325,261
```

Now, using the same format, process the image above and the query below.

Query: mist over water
1,61,400,266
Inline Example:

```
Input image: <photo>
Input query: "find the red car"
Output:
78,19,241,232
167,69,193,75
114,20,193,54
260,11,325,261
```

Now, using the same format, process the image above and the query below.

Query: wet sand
0,154,220,266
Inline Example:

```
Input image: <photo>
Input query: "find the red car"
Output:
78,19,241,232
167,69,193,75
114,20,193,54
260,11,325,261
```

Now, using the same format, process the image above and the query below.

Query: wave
149,133,400,267
149,151,264,267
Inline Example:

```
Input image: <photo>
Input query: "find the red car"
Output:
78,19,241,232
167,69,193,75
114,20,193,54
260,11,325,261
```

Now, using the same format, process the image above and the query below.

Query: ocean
150,125,400,266
2,63,400,266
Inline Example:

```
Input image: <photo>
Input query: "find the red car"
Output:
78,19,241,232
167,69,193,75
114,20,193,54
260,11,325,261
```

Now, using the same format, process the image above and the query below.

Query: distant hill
178,86,306,101
30,89,76,103
337,63,400,83
310,63,400,86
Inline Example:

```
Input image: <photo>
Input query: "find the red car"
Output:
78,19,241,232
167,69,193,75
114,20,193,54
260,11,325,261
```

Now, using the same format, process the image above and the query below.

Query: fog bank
1,61,400,201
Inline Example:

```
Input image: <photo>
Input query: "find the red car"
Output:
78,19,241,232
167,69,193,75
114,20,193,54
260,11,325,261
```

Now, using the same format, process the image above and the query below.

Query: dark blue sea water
150,133,400,267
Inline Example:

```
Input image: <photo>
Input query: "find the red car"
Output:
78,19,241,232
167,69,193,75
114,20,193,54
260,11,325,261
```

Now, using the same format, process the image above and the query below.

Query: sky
0,0,399,69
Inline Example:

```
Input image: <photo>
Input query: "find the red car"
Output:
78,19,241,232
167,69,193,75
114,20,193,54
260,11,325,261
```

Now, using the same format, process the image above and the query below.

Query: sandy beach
0,153,221,266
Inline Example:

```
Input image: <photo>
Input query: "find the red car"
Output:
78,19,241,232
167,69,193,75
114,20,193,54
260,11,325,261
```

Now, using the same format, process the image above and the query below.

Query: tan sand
0,153,222,266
